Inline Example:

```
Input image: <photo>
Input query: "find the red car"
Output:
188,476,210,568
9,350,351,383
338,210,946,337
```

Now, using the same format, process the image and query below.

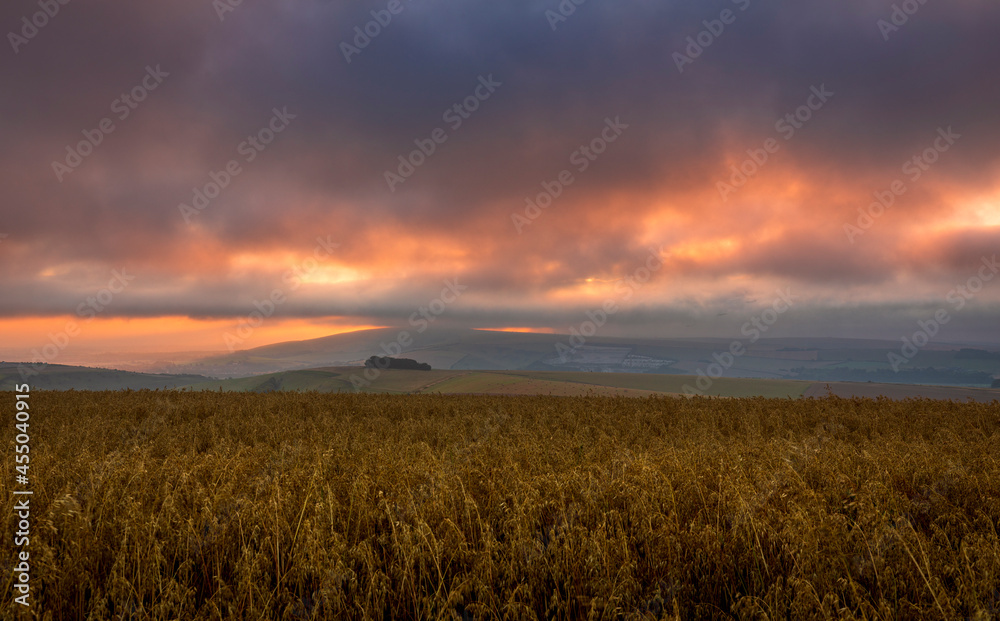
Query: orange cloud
475,327,558,334
0,316,383,361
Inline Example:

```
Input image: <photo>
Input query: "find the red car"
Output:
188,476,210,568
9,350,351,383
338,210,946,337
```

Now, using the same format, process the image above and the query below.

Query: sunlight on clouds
967,195,1000,227
545,280,616,303
926,189,1000,230
298,265,365,286
668,236,742,263
475,327,558,334
226,252,365,285
32,261,124,284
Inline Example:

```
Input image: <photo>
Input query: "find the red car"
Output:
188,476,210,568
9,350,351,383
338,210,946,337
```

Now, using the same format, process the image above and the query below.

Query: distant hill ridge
0,362,210,391
6,328,997,393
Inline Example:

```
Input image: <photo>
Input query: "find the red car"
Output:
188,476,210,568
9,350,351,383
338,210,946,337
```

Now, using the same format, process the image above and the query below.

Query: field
8,360,1000,403
187,367,1000,402
185,367,817,399
804,381,1000,403
2,391,1000,619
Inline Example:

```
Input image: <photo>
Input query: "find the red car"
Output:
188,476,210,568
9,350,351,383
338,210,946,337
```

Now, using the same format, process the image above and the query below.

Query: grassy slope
180,367,1000,401
185,368,471,394
422,372,530,394
186,367,795,397
7,360,996,400
0,363,208,391
804,381,1000,403
494,370,811,398
424,372,675,397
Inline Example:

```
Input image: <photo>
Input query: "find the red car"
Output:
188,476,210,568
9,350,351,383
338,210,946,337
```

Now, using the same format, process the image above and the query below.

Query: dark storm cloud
1,0,998,334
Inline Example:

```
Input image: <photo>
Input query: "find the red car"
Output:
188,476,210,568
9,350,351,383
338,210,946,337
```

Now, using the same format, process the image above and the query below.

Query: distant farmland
6,360,1000,402
185,366,1000,402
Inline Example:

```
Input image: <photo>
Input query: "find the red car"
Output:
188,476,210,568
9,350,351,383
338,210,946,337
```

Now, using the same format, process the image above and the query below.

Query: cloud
1,0,998,346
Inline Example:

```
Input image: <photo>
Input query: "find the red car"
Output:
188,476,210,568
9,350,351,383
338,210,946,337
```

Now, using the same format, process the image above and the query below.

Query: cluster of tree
364,356,431,371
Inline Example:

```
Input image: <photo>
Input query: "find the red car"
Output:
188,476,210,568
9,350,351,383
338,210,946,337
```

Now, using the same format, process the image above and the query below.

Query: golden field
1,391,999,620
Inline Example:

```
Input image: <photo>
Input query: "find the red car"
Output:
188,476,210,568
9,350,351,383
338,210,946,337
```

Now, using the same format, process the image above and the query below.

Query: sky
1,0,999,359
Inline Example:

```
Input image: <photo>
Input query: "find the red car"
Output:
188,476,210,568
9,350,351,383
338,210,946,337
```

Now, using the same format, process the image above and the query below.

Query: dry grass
2,391,999,620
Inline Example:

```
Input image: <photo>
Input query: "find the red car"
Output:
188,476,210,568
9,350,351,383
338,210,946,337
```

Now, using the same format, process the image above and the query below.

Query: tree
365,356,431,371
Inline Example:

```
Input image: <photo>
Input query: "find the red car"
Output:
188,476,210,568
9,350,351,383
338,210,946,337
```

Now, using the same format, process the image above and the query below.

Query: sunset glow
1,0,999,363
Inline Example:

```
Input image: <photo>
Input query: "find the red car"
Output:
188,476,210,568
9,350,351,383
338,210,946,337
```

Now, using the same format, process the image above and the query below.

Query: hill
4,359,999,401
159,327,1000,388
0,362,210,391
184,366,1000,402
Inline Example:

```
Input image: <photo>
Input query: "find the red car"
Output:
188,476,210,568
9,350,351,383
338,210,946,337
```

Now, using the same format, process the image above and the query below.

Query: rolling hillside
182,366,1000,402
157,327,1000,388
0,363,210,391
4,360,999,401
